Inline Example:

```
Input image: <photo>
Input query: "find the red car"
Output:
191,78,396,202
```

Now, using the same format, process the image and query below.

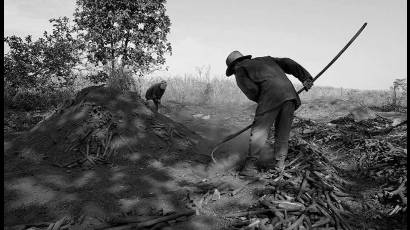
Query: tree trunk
111,41,115,73
122,30,130,68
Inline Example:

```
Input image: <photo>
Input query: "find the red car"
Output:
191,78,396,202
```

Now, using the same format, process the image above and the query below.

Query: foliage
73,0,172,75
4,35,43,91
106,68,138,92
7,88,74,111
4,17,81,93
4,1,173,111
4,110,49,132
393,78,407,91
391,78,407,107
86,71,110,84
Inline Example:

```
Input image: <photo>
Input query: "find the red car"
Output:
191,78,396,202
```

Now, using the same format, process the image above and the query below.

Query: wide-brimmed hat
225,51,252,76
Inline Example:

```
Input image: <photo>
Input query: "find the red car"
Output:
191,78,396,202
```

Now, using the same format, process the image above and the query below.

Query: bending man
225,51,313,177
145,80,167,112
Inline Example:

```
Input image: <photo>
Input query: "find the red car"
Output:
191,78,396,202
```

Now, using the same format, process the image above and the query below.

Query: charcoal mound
10,85,203,167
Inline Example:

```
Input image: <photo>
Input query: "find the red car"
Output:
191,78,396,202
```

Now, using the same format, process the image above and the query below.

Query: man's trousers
248,100,296,167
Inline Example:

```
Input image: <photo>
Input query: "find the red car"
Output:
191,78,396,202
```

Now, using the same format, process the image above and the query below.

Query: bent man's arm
273,57,313,83
235,67,260,102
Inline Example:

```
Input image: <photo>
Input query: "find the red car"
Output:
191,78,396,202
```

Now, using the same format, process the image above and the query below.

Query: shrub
8,88,74,111
106,68,138,92
11,89,44,111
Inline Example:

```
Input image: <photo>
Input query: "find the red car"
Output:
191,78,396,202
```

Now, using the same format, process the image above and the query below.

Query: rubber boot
239,157,259,177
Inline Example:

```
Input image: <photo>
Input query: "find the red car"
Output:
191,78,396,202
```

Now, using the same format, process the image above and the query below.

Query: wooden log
50,216,69,230
312,218,331,228
285,153,303,168
388,205,402,216
313,203,333,223
260,199,284,220
270,200,305,212
284,214,305,230
303,215,313,230
386,178,407,205
325,192,352,230
106,215,161,225
86,142,90,157
7,222,52,230
272,216,297,230
222,209,273,218
103,132,113,157
305,175,333,191
297,171,310,200
231,178,261,196
102,210,195,230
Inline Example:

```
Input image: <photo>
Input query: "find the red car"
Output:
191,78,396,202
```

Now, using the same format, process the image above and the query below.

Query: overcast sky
4,0,407,90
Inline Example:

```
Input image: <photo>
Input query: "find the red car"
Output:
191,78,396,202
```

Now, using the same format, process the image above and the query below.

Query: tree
4,35,42,91
42,17,83,87
4,17,81,93
391,78,407,106
73,0,172,76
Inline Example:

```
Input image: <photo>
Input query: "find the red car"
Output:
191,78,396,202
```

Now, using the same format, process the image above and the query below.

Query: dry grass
141,73,404,108
141,73,251,106
298,85,396,106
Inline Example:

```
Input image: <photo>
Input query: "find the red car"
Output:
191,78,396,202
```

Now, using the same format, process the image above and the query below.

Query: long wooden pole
297,22,368,93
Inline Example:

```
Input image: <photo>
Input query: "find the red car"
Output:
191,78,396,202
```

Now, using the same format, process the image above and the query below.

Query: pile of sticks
200,115,406,229
218,138,357,230
54,105,117,169
296,115,407,214
60,130,115,169
304,117,407,215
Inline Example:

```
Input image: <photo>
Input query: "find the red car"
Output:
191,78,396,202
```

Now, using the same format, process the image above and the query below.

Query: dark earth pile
4,86,209,230
9,85,202,169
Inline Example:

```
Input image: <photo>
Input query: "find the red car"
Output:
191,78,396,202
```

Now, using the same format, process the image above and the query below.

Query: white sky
4,0,407,90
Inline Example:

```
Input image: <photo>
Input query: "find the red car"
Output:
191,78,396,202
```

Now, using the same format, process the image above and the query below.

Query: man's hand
303,78,314,91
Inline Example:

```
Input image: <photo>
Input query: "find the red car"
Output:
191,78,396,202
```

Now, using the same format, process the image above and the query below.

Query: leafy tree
73,0,172,76
4,35,43,91
4,17,80,93
391,78,407,106
86,71,109,84
42,17,83,87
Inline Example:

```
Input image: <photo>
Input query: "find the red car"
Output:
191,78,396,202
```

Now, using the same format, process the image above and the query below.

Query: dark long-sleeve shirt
273,57,313,83
145,83,166,103
234,56,313,113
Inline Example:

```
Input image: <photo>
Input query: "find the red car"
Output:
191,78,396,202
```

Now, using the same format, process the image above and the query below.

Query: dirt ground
4,97,407,230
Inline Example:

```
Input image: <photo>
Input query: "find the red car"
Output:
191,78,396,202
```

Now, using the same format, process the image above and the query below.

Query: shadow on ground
3,87,258,229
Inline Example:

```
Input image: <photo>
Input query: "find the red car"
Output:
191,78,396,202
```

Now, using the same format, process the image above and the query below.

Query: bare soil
4,90,407,230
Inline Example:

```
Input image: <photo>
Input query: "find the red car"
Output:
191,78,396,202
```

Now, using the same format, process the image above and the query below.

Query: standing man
145,80,167,112
225,51,314,177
